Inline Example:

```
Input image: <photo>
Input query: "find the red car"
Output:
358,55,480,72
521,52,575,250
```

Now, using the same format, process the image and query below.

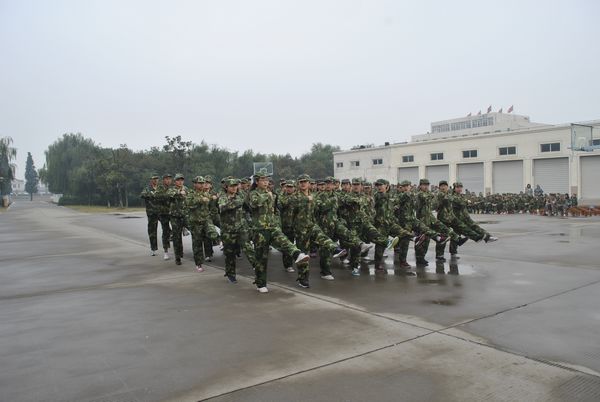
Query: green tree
25,152,39,201
0,136,17,207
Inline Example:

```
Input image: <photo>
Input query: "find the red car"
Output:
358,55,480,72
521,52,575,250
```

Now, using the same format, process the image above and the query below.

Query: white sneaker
321,274,334,280
195,265,204,272
295,252,310,264
163,253,170,260
486,236,498,243
360,243,373,254
351,268,360,276
151,250,156,256
333,248,348,259
205,256,212,262
257,286,269,293
285,267,295,273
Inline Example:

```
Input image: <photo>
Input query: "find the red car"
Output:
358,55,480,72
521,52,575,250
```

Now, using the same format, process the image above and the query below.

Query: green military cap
279,178,287,183
225,178,239,186
454,182,463,188
317,179,325,185
221,176,233,183
297,174,311,182
163,173,173,179
363,181,372,187
439,180,448,186
399,180,411,186
351,177,362,185
285,180,295,187
240,178,250,184
151,174,160,180
204,175,213,183
310,179,316,184
324,176,334,183
341,178,351,184
375,179,387,186
255,168,270,178
419,178,430,185
174,173,185,180
192,175,205,183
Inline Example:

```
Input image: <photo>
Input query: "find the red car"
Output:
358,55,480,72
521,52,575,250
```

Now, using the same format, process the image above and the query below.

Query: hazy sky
2,0,599,179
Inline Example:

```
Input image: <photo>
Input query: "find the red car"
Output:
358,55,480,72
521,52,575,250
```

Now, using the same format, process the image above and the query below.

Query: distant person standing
534,184,544,197
154,174,174,260
525,184,533,196
140,174,160,256
168,174,189,265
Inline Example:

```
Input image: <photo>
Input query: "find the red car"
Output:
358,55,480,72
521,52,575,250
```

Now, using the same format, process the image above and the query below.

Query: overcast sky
2,0,599,179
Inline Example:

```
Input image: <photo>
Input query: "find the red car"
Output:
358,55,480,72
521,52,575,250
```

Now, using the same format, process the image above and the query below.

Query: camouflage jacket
218,193,245,232
435,192,455,223
140,184,159,214
292,191,318,232
168,185,189,218
248,188,278,230
338,191,367,227
314,191,341,231
184,188,212,224
276,191,295,228
415,190,435,226
373,191,393,226
394,191,416,226
153,183,172,215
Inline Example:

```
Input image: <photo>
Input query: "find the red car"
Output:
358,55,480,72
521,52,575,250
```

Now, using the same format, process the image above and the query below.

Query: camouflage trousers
158,214,171,251
296,224,337,277
374,222,413,264
347,221,388,269
322,219,362,268
415,218,457,260
222,229,256,277
436,217,485,257
395,219,437,262
146,213,159,251
190,220,220,266
170,216,186,259
281,225,296,269
253,227,300,288
448,219,487,255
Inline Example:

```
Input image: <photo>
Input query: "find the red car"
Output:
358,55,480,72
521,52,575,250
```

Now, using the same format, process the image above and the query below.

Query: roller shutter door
426,165,449,187
580,155,600,201
457,163,484,195
493,160,523,194
397,167,419,185
533,158,569,194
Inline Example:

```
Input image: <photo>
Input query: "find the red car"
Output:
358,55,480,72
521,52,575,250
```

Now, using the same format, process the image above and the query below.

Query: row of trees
41,133,340,207
0,137,17,207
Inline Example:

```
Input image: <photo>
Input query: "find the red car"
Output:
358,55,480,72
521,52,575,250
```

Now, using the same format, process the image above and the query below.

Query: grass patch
65,205,146,214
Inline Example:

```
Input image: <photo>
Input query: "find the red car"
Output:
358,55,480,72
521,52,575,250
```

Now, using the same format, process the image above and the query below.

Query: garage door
581,155,600,201
493,160,523,194
457,163,484,195
533,158,569,194
425,165,449,187
397,167,419,185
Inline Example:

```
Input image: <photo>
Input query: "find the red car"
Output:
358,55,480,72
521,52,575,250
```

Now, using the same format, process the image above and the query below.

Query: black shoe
450,254,460,259
175,258,182,265
226,275,237,283
297,279,310,288
436,256,446,262
457,236,469,246
416,259,429,266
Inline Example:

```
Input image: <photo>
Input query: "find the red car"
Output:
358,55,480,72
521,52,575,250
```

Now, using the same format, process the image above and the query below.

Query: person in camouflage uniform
276,180,297,272
185,175,220,271
168,173,189,265
414,179,459,266
393,180,437,268
292,174,346,285
218,178,256,282
201,175,220,262
338,178,397,276
372,179,411,270
153,173,173,260
449,182,498,257
140,174,160,256
248,170,310,293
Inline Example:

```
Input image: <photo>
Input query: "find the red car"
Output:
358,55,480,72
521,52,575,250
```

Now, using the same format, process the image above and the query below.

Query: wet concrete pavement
1,200,600,401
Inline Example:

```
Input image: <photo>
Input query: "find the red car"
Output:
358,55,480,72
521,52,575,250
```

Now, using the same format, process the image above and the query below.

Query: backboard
571,124,600,151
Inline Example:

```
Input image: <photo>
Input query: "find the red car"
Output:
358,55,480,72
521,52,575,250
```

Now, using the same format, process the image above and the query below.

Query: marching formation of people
141,171,498,293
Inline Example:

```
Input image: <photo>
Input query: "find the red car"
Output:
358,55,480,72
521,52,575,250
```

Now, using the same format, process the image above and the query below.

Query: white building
11,179,25,194
333,112,600,203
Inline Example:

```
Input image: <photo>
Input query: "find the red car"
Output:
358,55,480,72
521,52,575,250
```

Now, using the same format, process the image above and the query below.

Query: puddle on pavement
119,216,143,219
475,220,499,224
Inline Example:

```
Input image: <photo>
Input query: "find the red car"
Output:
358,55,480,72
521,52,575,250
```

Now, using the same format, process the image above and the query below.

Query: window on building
432,124,450,133
350,160,360,167
462,150,477,158
499,146,516,156
593,139,600,146
430,153,444,161
402,155,414,163
541,143,560,152
336,162,343,168
372,158,383,165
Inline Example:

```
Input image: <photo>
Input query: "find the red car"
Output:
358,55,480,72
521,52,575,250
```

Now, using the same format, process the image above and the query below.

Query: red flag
507,105,513,113
467,112,472,117
477,110,481,115
487,105,492,113
498,108,503,113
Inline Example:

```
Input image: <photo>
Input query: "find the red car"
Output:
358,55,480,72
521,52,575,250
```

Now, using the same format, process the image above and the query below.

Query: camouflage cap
317,179,325,185
225,178,239,186
324,176,335,183
341,178,351,184
221,176,233,183
375,179,387,186
419,178,430,185
204,175,213,183
363,182,372,187
310,179,316,184
163,173,173,179
297,174,311,182
285,180,296,187
174,173,185,180
192,176,205,183
439,180,448,186
240,178,250,184
399,180,411,186
279,178,287,183
351,177,362,185
151,174,160,179
255,168,270,179
454,182,463,188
